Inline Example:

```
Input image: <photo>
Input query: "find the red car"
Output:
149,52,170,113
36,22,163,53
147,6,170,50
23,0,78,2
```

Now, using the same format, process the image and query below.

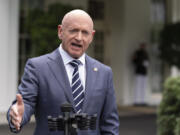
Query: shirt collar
58,44,85,65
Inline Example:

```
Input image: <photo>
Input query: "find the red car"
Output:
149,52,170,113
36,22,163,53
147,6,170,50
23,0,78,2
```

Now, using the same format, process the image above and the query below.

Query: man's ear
58,25,63,39
90,30,95,43
92,30,96,36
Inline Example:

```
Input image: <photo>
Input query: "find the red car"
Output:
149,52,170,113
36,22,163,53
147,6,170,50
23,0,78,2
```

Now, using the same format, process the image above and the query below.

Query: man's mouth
71,43,82,48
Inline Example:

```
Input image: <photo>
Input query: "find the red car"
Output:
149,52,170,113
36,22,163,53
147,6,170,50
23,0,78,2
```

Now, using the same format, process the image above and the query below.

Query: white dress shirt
58,45,86,88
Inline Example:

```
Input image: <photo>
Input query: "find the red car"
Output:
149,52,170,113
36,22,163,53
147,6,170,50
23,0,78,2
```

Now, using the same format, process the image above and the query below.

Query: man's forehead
62,10,94,28
66,21,93,31
64,10,90,19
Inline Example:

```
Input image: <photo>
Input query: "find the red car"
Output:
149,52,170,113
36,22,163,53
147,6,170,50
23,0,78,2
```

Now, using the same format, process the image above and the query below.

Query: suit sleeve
7,59,39,132
100,68,120,135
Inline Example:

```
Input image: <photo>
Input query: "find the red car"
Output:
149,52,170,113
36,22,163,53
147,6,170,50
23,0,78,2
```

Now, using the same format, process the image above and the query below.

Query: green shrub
157,77,180,135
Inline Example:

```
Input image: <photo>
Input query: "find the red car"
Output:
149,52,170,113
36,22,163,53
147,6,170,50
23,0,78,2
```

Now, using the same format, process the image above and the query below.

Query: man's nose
75,32,82,41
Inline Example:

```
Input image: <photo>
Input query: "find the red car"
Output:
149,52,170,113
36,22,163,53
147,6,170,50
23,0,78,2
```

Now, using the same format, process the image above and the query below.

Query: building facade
2,0,179,115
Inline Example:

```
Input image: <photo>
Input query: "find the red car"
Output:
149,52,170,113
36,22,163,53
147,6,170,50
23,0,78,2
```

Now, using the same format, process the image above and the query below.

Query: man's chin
70,52,82,59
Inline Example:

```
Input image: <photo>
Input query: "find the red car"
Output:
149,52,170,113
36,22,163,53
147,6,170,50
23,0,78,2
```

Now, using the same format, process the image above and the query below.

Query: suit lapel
47,49,75,111
82,55,98,112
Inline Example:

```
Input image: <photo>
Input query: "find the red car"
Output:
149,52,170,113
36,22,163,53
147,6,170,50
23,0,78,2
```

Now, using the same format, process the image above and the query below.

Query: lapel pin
94,67,98,72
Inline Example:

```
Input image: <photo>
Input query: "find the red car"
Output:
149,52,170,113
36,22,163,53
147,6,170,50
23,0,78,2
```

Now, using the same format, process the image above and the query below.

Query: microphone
47,102,97,135
61,103,73,135
61,102,73,112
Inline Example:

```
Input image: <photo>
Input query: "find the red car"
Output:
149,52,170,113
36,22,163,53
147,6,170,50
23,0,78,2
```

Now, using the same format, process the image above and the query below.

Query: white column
171,66,180,77
171,0,180,22
0,0,19,112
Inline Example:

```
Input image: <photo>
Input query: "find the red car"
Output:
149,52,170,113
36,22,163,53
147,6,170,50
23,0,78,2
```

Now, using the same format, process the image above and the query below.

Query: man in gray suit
7,9,119,135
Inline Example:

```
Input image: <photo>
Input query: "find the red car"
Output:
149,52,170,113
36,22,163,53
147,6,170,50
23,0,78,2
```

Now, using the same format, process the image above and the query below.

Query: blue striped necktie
69,60,84,113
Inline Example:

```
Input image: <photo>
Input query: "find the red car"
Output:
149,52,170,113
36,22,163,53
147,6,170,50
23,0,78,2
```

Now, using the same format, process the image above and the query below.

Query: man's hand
9,94,24,130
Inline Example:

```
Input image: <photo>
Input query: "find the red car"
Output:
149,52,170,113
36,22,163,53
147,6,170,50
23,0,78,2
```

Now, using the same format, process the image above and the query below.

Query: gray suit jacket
7,48,119,135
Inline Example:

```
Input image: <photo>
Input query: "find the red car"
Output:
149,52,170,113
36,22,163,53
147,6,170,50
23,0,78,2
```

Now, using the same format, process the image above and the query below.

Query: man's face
58,15,95,58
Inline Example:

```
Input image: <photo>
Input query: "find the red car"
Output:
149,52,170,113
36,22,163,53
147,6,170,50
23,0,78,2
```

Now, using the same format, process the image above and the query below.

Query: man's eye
69,29,78,33
82,31,89,35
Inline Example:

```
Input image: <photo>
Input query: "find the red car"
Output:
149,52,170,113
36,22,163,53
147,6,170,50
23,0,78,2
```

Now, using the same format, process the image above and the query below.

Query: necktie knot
69,60,81,68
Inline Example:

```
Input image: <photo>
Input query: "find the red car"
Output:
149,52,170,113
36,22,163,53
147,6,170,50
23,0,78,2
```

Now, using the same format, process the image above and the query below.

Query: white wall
0,0,19,112
123,0,152,105
106,0,153,105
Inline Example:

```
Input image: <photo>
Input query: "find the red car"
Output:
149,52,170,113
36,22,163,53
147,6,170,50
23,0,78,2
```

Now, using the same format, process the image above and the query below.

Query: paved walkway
120,114,157,135
118,105,157,116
